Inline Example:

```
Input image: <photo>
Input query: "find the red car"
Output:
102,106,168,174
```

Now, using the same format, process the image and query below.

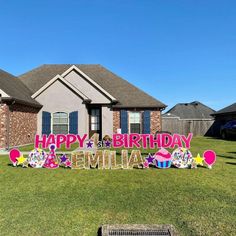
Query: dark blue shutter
69,111,78,134
143,110,150,134
120,110,128,134
42,111,51,135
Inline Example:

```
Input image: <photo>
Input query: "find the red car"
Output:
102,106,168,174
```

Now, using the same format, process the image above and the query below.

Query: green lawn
0,137,235,235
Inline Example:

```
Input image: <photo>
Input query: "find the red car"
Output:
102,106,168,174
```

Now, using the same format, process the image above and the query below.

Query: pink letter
123,134,129,147
161,133,172,148
113,134,124,148
149,134,161,149
129,133,141,148
141,134,149,149
170,134,182,148
34,135,47,149
45,134,56,148
77,134,87,147
181,133,193,149
66,134,77,148
56,134,67,149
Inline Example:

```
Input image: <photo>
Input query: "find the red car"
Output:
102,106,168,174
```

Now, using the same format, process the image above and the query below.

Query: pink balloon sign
203,150,216,168
9,149,21,166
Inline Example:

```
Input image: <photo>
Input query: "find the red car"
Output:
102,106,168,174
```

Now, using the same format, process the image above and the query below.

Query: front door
89,107,102,139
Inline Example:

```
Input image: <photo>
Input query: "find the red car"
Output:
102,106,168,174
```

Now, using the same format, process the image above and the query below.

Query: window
90,109,100,131
129,112,141,133
52,112,69,134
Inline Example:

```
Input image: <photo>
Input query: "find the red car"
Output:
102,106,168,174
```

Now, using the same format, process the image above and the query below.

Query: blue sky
0,0,235,111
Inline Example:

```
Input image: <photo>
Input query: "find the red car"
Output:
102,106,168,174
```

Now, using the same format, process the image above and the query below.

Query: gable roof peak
19,64,166,108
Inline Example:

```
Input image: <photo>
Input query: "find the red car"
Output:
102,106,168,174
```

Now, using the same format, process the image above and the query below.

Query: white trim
31,74,91,101
0,89,10,98
61,65,117,102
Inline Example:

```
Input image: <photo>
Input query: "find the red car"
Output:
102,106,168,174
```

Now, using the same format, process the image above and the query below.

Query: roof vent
191,101,199,106
101,225,178,236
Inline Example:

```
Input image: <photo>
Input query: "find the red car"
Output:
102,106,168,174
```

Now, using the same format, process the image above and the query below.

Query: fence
162,117,215,136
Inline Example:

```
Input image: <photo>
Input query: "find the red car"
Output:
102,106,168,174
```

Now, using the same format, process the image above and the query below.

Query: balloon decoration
203,150,216,169
9,149,21,166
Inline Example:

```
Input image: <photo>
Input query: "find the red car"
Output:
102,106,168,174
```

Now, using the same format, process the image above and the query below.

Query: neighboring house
0,64,166,149
211,102,236,136
162,101,215,136
0,69,42,149
212,103,236,121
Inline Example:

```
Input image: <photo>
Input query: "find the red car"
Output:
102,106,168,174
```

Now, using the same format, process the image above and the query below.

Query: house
0,64,166,149
162,101,215,136
212,103,236,122
0,69,42,149
211,102,236,136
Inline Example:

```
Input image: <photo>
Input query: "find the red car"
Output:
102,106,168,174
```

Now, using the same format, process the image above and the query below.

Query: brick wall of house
0,104,8,149
8,104,38,147
112,109,162,134
113,110,120,133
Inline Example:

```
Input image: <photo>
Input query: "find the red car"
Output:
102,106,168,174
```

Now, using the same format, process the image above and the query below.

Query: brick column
150,110,161,134
113,110,120,133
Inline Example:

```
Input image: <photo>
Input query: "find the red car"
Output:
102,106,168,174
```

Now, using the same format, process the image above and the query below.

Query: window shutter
143,110,150,134
120,110,128,134
42,111,51,135
69,111,78,134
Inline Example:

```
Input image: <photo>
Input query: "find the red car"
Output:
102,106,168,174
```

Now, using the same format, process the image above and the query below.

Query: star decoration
86,140,93,148
104,140,111,148
146,154,155,164
60,155,67,163
65,159,72,168
193,153,204,166
16,155,27,165
22,161,29,168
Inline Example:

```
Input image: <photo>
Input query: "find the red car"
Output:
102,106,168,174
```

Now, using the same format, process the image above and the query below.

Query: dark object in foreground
101,224,178,236
220,120,236,139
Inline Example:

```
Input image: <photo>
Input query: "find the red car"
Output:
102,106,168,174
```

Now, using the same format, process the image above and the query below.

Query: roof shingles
213,103,236,115
0,69,41,107
163,101,215,119
19,64,166,109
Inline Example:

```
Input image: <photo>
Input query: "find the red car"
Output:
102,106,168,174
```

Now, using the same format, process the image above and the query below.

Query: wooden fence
162,117,215,136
